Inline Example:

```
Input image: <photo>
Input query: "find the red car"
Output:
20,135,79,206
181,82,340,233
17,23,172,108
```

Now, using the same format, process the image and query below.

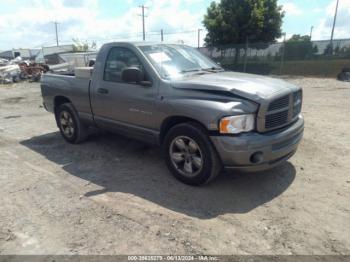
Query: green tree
281,34,317,60
323,44,332,55
203,0,284,63
338,45,350,58
334,45,340,54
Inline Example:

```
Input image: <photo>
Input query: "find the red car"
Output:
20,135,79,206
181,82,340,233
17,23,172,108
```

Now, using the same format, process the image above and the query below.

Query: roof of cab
103,41,186,47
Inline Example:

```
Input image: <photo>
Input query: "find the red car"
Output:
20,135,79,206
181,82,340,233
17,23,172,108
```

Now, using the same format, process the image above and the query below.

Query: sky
0,0,350,51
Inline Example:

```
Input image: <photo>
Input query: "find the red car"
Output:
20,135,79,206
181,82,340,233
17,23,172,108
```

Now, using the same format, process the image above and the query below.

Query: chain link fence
199,39,350,77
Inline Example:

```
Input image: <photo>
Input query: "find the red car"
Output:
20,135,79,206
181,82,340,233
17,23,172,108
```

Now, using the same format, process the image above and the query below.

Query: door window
104,47,144,82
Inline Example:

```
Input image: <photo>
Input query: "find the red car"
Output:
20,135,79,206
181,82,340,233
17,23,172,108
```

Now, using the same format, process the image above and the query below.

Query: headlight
219,115,255,134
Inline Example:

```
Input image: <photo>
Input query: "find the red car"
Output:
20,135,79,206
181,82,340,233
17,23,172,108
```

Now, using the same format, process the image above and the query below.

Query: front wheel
163,122,222,186
56,103,88,144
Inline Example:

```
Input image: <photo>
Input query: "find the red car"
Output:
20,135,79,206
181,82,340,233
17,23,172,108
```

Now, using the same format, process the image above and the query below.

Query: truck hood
171,71,299,102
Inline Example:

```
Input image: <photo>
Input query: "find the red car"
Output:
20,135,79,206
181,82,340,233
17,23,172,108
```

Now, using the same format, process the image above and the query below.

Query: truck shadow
20,131,296,219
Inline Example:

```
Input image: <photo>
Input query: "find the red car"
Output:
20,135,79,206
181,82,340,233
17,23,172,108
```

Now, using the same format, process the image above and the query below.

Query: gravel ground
0,77,349,255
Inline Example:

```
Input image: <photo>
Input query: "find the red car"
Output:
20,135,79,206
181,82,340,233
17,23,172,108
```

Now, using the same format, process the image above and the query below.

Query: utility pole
161,29,164,42
139,5,148,41
197,29,202,49
53,21,59,46
330,0,340,54
310,26,314,40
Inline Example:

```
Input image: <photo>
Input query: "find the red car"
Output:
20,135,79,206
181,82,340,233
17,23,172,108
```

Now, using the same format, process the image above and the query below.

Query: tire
55,103,88,144
337,72,350,82
163,122,222,186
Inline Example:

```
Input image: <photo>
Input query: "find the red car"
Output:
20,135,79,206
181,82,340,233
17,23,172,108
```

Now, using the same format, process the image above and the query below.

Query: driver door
91,47,157,139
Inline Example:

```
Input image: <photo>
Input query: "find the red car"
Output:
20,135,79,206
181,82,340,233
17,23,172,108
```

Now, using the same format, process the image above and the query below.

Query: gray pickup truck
41,42,304,185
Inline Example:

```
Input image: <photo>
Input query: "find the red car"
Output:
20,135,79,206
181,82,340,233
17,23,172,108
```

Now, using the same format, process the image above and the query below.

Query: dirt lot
0,78,349,255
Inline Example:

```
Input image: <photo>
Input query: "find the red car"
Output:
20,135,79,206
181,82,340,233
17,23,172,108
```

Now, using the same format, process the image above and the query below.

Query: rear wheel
163,122,222,186
56,103,88,144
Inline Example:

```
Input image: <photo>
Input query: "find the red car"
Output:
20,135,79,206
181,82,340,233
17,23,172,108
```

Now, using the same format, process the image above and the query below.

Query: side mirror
121,67,144,83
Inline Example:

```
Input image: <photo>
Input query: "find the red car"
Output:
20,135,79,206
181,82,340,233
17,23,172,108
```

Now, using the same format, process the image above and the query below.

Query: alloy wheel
59,110,75,138
169,136,203,177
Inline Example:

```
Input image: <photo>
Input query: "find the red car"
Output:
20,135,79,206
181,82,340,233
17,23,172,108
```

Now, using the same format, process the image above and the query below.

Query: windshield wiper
202,67,224,72
180,68,202,74
180,67,224,75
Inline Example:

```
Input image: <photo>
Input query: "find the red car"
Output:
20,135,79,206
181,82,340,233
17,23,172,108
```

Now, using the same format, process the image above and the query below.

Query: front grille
265,110,289,129
262,89,302,131
268,95,289,111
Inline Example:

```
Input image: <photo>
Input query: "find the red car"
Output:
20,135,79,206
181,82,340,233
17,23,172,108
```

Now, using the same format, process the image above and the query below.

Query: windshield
139,44,221,79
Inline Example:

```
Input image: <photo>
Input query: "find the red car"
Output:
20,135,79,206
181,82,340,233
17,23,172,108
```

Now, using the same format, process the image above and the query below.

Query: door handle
97,88,109,94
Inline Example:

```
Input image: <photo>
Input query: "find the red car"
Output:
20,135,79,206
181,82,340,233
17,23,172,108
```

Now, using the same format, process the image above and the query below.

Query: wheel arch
54,96,72,113
159,116,209,145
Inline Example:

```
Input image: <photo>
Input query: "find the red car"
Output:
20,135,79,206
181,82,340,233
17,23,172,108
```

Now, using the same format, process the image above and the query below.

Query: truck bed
41,71,92,116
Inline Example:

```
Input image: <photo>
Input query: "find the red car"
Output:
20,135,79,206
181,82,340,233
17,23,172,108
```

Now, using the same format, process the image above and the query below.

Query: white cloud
143,0,205,45
0,0,207,50
0,0,100,48
282,2,303,16
312,7,323,14
313,0,350,40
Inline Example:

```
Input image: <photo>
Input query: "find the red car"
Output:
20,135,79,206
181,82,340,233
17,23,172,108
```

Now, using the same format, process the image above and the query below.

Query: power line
162,30,197,35
31,29,205,49
59,29,199,43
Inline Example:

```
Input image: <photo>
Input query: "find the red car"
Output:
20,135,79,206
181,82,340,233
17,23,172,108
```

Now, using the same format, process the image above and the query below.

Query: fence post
279,33,286,75
243,37,248,73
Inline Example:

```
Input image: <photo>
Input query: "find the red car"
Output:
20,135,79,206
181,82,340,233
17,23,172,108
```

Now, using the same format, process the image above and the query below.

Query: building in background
35,45,75,64
0,49,40,60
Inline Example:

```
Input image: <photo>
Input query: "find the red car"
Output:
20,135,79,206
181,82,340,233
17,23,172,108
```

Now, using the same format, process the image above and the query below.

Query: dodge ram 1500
41,42,304,185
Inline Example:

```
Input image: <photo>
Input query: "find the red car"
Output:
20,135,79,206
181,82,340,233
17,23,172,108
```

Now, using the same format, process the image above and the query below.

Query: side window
104,47,144,82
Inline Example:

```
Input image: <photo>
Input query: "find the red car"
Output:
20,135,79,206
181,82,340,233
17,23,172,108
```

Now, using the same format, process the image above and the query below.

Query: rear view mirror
121,67,144,83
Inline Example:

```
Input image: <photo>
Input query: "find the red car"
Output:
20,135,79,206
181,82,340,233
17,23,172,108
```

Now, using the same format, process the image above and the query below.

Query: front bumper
210,116,304,172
